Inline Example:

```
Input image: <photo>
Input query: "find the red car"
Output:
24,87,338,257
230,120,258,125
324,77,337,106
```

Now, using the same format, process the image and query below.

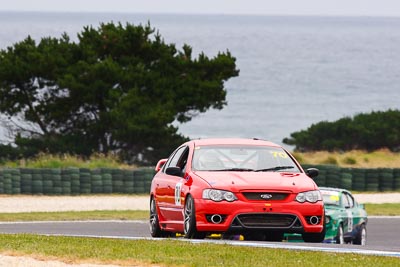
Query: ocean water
1,12,400,147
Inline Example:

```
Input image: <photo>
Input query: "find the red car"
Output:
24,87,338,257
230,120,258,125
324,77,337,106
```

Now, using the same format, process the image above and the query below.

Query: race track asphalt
0,217,399,253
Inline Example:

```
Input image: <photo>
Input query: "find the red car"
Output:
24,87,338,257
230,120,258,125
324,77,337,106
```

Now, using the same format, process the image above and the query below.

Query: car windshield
192,145,300,172
321,190,340,206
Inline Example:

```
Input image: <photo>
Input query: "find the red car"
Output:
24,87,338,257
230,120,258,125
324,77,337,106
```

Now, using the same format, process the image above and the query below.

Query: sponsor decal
175,182,182,205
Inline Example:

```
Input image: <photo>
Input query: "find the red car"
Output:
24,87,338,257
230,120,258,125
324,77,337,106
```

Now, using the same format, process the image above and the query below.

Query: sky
1,0,400,17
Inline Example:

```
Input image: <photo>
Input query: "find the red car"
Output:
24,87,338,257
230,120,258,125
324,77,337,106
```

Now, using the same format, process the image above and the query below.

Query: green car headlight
325,215,331,224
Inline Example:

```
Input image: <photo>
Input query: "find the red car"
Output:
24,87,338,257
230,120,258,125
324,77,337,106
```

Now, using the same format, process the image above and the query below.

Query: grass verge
1,153,134,169
364,203,400,216
0,210,148,222
0,234,398,267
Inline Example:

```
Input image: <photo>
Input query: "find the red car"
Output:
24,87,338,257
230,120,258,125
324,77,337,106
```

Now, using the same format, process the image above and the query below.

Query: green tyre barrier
43,180,53,194
52,174,62,188
123,170,135,193
32,180,43,194
325,166,341,188
79,173,91,184
80,169,92,194
62,181,71,194
134,180,145,194
365,169,380,191
352,168,366,191
379,168,394,191
2,170,13,194
11,174,21,194
112,180,124,193
52,187,62,194
21,173,33,194
101,172,113,193
0,171,3,194
80,186,91,194
340,171,352,190
112,169,124,193
313,169,327,187
91,174,103,193
70,173,80,195
325,174,340,188
61,168,73,194
12,188,21,194
394,169,400,190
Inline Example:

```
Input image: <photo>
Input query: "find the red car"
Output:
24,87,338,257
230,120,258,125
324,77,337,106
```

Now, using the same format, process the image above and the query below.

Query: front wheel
335,224,345,244
353,224,367,245
302,223,326,243
183,195,206,239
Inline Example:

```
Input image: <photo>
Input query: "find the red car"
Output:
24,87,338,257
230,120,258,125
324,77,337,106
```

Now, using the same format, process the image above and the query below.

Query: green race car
320,187,368,245
284,187,368,245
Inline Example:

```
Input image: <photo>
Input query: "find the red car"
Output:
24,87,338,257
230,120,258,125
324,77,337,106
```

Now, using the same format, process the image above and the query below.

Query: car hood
193,171,316,193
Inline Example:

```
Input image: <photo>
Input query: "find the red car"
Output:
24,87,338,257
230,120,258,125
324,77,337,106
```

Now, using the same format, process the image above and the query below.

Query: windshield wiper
256,166,295,172
214,168,256,172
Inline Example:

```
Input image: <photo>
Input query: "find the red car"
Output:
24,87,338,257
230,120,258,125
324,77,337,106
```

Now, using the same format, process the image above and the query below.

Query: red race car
149,138,325,242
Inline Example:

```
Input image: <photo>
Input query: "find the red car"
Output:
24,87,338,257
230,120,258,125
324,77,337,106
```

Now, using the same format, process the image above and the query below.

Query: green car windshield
320,190,341,206
192,145,300,172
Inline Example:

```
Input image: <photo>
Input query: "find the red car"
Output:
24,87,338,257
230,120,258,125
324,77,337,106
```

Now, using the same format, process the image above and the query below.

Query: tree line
283,109,400,152
0,22,239,164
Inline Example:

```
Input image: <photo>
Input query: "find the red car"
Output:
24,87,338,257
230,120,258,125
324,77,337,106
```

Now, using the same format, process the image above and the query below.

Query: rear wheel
335,224,345,244
183,195,206,239
149,197,171,237
354,224,367,245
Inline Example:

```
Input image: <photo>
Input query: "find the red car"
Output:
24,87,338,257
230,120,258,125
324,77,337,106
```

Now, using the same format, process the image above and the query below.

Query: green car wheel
354,224,367,245
335,224,344,244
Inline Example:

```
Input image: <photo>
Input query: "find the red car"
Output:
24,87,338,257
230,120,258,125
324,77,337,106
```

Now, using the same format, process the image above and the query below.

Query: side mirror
155,158,168,172
166,166,182,177
305,168,319,178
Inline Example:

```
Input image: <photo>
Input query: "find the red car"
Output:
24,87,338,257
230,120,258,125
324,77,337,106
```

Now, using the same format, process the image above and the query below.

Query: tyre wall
302,165,400,191
0,167,155,195
0,166,399,195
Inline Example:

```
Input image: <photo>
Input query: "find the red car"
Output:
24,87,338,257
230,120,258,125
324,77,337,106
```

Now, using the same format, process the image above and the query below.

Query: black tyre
302,223,326,243
183,195,206,239
149,197,171,237
353,224,367,246
335,224,345,244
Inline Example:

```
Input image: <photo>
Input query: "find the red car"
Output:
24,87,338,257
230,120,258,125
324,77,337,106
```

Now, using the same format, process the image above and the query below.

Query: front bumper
194,198,324,234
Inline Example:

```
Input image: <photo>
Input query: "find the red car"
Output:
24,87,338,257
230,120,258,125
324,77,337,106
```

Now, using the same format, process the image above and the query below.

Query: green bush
283,109,400,152
321,156,338,165
343,157,357,165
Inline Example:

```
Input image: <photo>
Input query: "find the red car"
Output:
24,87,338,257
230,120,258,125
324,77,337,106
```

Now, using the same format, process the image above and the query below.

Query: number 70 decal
270,151,288,158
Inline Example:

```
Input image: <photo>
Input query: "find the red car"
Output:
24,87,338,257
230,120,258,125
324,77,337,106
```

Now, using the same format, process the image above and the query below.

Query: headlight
296,190,322,203
202,189,238,202
325,216,331,224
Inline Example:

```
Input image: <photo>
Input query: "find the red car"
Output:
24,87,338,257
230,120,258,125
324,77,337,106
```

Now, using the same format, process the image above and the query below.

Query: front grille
242,192,289,201
235,213,297,228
